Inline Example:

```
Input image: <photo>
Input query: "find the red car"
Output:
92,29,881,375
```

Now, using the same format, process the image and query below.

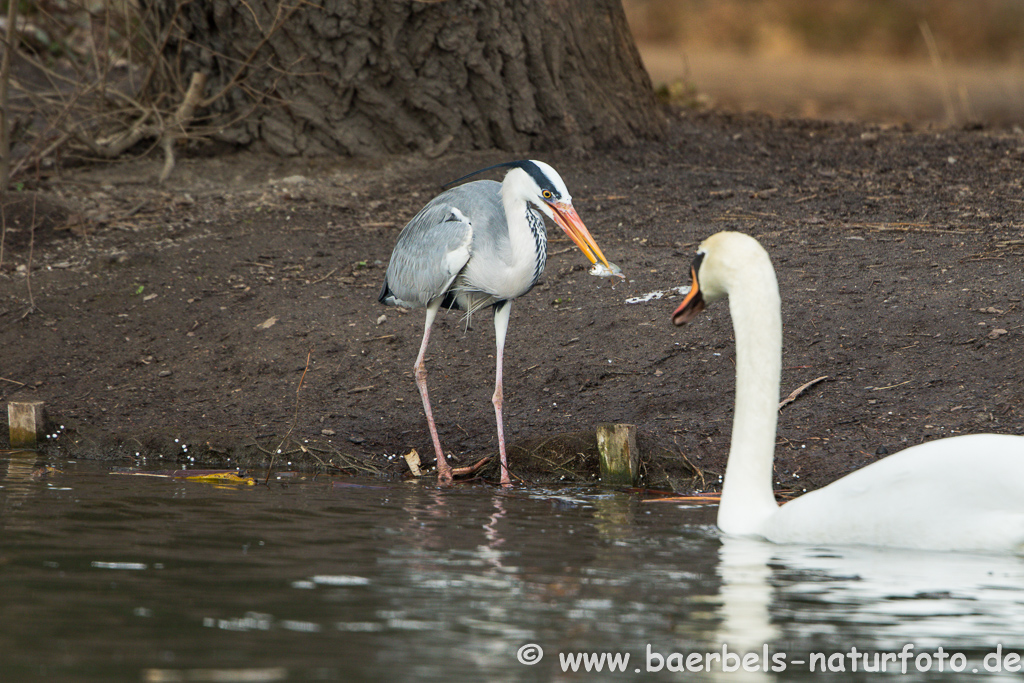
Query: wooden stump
8,401,46,449
596,423,638,486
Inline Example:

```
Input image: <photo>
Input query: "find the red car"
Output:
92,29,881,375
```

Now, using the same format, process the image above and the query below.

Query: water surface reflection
1,456,1022,682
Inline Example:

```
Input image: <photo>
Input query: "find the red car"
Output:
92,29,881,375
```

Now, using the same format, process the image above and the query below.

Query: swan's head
672,232,773,326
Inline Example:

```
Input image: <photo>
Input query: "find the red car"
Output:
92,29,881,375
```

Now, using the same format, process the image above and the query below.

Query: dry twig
264,348,312,484
778,375,828,411
5,1,303,185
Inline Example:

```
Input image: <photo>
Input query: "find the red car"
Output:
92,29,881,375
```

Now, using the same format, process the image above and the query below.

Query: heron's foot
432,449,455,486
499,468,513,488
450,457,491,478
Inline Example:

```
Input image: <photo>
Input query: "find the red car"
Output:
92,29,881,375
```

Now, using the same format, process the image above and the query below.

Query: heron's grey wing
378,198,474,309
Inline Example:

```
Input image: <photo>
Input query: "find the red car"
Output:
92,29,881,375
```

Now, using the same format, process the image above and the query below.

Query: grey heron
379,160,620,486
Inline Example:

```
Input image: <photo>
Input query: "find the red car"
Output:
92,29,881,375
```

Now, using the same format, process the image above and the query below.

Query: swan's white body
673,231,1024,553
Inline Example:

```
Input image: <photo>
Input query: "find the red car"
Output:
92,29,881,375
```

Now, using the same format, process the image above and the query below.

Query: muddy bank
2,111,1022,493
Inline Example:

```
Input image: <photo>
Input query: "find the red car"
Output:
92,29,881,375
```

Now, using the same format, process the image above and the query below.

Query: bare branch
0,0,22,193
3,0,307,184
158,70,207,183
200,0,305,107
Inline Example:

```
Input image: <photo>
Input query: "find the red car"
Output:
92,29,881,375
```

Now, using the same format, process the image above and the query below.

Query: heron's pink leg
415,302,452,484
492,302,512,486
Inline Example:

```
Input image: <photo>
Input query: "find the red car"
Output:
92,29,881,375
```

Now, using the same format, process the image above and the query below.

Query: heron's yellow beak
549,201,614,272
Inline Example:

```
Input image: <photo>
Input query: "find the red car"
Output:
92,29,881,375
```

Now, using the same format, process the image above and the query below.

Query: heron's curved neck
501,188,547,288
717,262,783,536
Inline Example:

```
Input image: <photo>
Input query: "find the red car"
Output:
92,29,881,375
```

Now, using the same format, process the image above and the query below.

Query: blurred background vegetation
622,0,1024,126
623,0,1024,63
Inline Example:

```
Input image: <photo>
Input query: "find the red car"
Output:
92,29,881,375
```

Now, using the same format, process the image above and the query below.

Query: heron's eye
542,190,553,200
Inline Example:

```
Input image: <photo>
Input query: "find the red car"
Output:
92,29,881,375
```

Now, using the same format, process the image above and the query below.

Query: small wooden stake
8,401,46,449
596,423,638,486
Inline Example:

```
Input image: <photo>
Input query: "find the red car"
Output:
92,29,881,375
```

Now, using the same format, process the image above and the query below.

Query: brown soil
2,111,1023,495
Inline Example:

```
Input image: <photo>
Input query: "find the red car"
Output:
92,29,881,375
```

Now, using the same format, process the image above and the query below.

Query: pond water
2,452,1024,682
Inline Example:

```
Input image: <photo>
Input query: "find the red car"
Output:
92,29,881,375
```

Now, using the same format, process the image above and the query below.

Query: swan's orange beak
672,264,705,325
549,201,616,274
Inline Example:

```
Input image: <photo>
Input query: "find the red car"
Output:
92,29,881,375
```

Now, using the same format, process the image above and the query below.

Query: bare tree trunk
153,0,664,156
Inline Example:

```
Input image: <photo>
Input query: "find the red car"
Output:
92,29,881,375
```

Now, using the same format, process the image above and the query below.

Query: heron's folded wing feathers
379,202,473,308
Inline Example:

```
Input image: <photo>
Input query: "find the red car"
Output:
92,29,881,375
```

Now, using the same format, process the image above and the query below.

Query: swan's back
764,434,1024,552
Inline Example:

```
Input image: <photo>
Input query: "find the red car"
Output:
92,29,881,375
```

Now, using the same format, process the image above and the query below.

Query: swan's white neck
717,256,783,535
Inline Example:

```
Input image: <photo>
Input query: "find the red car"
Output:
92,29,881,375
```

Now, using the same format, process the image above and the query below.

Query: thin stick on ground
677,448,706,488
264,348,312,485
641,493,722,504
778,375,828,411
671,436,707,490
19,195,39,318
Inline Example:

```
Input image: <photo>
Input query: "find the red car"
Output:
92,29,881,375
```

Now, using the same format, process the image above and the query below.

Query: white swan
672,231,1024,553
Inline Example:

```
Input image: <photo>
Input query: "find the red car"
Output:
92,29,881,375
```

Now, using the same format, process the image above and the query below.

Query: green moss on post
596,423,638,486
8,401,46,449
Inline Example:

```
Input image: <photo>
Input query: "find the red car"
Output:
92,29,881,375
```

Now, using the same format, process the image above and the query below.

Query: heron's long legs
414,300,452,484
492,301,512,486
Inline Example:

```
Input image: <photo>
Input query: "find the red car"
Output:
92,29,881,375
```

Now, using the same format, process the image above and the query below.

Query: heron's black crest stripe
443,160,561,200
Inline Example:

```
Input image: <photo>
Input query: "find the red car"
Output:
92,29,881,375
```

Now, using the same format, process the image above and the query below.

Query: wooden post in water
8,401,46,449
596,423,638,486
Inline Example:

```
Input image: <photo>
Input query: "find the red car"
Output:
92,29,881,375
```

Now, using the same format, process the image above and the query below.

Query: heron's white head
500,159,572,213
445,159,619,275
501,160,617,273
